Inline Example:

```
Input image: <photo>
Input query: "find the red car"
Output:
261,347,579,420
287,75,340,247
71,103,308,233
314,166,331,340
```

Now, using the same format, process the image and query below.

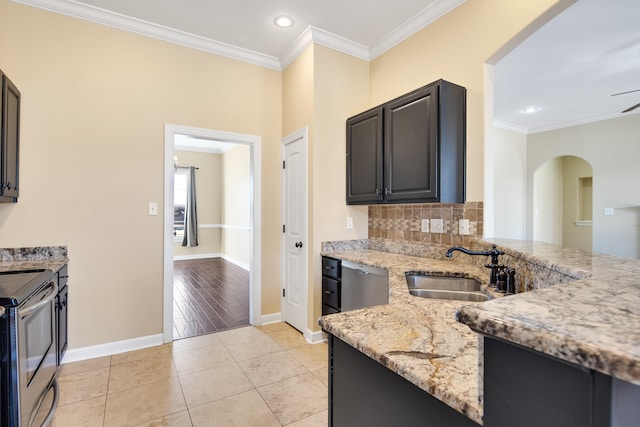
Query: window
174,168,188,239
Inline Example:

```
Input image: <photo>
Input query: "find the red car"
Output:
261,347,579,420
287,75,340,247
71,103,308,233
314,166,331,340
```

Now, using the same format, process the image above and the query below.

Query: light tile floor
43,323,329,427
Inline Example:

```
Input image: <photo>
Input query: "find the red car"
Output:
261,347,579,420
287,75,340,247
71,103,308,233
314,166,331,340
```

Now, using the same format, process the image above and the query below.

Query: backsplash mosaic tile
368,202,483,246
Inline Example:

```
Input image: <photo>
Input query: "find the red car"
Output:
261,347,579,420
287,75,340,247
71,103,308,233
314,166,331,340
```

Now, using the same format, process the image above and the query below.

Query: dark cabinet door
329,335,480,427
384,86,438,202
346,107,383,204
483,337,612,427
1,72,20,202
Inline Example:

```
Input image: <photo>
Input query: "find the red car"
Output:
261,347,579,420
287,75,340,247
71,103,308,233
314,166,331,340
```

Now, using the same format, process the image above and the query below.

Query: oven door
18,280,58,427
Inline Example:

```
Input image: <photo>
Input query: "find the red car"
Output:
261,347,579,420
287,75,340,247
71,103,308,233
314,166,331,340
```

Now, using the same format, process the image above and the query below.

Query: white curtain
182,166,199,247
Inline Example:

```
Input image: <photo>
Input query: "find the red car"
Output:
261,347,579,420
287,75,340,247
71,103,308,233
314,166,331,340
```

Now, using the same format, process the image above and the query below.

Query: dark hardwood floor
173,258,250,339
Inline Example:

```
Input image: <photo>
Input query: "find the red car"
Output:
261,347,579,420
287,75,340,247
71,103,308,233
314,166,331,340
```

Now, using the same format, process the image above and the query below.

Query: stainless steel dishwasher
340,261,389,311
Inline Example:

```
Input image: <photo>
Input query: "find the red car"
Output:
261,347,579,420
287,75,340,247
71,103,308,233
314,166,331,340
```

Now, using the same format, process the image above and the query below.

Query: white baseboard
173,252,221,261
258,312,282,325
62,333,164,364
305,329,327,344
172,253,249,272
221,254,250,271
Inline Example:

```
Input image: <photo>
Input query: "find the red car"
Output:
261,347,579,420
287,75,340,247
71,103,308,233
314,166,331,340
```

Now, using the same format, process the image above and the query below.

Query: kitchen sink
405,273,488,302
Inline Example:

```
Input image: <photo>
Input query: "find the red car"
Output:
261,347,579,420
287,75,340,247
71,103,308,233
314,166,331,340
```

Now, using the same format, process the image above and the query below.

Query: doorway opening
533,155,593,251
163,124,262,343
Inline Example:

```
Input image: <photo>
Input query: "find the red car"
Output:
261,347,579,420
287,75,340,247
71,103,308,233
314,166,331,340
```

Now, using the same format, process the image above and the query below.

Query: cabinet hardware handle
385,188,390,195
324,290,332,294
295,242,303,248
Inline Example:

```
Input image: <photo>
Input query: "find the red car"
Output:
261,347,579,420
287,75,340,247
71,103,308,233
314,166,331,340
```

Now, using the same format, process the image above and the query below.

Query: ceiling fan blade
612,89,640,97
622,102,640,113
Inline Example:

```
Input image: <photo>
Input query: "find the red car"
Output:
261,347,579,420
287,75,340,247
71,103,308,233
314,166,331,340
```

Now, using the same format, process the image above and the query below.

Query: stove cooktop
0,269,55,307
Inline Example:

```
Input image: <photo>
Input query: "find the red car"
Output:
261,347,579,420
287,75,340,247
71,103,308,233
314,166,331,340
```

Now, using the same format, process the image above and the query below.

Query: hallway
173,258,250,339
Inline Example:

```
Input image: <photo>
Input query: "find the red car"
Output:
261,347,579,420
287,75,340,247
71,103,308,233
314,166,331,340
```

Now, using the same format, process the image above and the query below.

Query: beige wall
173,150,222,257
0,0,281,348
489,127,527,239
222,145,251,266
533,157,564,244
527,114,640,258
310,46,371,331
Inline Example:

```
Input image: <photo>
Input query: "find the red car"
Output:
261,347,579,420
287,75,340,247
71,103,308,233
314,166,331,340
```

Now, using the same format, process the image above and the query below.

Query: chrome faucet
445,244,505,287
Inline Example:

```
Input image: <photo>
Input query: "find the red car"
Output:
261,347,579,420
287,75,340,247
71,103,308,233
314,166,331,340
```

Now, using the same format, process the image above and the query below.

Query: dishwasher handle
342,260,386,277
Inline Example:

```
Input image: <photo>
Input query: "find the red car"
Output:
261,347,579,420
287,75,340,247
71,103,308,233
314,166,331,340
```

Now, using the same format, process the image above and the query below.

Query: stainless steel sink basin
405,273,488,302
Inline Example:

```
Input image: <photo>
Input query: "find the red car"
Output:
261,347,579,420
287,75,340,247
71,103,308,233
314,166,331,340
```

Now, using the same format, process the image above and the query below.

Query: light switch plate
346,217,353,229
431,218,443,233
421,219,430,232
148,202,158,216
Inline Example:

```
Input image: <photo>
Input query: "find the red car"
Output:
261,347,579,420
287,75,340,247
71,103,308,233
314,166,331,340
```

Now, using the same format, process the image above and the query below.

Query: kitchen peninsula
319,238,640,426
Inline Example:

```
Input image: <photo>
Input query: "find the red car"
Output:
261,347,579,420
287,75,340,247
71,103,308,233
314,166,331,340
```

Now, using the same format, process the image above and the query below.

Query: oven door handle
19,281,58,318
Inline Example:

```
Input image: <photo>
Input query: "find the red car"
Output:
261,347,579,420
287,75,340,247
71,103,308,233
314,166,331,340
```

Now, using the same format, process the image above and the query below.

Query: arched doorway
533,155,593,251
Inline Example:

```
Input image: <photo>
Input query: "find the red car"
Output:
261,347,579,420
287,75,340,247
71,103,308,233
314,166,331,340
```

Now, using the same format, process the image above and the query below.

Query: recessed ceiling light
522,106,541,114
274,15,294,28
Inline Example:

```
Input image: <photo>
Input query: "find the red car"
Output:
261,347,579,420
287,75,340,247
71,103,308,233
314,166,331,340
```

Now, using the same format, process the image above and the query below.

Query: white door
282,128,308,333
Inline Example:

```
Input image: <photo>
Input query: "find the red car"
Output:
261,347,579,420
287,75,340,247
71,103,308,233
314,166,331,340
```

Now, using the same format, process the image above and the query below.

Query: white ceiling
14,0,640,133
493,0,640,134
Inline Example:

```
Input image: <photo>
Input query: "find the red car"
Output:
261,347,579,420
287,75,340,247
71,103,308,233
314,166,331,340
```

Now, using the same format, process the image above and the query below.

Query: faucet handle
488,245,504,264
505,268,516,295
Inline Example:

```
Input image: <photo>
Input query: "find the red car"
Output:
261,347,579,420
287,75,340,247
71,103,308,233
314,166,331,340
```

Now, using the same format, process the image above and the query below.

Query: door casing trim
163,123,262,342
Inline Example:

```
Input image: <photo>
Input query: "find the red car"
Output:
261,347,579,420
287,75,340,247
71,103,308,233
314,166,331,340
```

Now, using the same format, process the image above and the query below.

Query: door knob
295,242,303,248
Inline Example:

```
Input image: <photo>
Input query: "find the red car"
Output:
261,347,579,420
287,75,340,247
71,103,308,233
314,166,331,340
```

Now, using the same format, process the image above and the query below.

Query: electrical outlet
346,217,353,229
431,218,443,233
459,219,470,235
421,219,430,232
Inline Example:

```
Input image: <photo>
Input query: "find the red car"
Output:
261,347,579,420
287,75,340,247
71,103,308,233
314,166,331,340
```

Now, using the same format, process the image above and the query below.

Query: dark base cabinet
1,69,21,203
322,257,341,315
483,337,614,427
55,265,69,365
328,334,480,427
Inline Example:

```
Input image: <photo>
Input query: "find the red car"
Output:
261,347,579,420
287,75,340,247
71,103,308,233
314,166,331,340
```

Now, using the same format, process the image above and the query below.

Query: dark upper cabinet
346,79,466,205
1,69,20,203
346,107,383,203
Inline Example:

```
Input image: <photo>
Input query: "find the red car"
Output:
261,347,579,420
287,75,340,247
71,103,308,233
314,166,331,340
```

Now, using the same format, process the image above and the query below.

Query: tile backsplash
368,202,483,246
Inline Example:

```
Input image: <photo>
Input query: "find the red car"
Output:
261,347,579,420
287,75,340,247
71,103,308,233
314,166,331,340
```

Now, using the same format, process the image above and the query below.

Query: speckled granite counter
319,238,640,425
0,246,68,273
319,249,490,424
457,238,640,386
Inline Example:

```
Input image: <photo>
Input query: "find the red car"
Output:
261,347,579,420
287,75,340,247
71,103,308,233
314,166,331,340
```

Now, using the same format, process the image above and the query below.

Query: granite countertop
319,239,640,425
456,238,640,386
319,249,489,425
0,246,68,273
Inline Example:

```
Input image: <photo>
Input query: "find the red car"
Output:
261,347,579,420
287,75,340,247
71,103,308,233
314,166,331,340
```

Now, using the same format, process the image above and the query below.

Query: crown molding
493,120,530,135
13,0,282,70
370,0,466,60
280,26,370,69
494,108,640,135
13,0,465,71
